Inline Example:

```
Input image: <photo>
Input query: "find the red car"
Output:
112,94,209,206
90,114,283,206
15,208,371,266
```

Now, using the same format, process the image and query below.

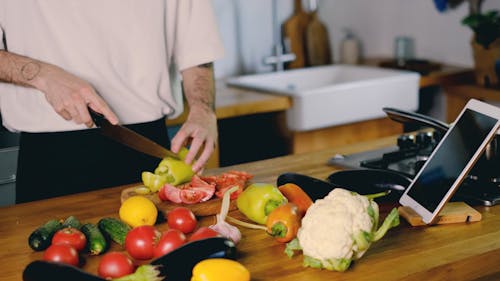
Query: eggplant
277,172,336,200
277,170,412,203
23,237,236,281
151,237,236,281
23,261,105,281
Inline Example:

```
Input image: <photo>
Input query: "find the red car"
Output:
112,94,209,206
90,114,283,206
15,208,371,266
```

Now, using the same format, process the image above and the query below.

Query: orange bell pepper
278,183,313,217
266,203,301,243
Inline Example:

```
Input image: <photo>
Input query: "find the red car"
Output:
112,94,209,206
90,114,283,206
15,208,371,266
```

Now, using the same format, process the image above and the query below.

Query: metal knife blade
89,109,179,160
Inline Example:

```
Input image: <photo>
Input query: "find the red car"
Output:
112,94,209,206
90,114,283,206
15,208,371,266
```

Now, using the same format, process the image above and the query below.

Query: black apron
16,118,170,203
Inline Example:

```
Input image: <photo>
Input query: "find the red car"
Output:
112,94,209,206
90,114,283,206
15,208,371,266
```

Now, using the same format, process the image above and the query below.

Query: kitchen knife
89,109,179,160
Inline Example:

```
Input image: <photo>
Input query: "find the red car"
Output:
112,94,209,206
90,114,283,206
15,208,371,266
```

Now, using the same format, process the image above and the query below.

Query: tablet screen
407,109,498,213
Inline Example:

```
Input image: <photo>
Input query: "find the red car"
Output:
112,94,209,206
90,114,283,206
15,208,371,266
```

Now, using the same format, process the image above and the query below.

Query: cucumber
97,217,131,246
80,223,108,255
62,216,81,229
28,219,64,251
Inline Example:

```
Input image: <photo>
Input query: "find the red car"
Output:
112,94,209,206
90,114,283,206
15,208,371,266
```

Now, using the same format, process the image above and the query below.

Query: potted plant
434,0,500,86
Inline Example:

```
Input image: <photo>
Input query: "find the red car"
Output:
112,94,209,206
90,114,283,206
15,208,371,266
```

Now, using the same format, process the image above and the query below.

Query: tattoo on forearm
0,51,14,83
21,62,41,81
0,50,41,86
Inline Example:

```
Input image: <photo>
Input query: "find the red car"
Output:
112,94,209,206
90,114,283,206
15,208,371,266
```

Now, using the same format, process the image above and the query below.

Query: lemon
119,196,158,227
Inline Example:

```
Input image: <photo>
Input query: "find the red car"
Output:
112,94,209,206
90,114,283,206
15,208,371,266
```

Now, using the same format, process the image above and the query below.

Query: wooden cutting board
282,0,310,69
121,187,237,217
305,10,332,66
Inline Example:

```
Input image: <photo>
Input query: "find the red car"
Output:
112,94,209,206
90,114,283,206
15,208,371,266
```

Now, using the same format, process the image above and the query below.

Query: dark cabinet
0,131,19,206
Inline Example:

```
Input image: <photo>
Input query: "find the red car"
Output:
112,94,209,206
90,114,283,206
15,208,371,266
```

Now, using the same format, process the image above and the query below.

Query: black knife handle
88,108,105,127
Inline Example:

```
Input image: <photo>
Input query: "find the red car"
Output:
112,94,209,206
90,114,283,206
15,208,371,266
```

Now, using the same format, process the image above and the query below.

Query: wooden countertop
444,83,500,102
2,136,499,281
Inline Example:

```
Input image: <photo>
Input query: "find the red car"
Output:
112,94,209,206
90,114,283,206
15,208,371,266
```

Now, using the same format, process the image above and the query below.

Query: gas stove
328,130,500,206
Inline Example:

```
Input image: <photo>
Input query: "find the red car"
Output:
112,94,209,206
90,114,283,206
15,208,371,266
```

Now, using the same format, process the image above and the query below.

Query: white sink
227,65,420,131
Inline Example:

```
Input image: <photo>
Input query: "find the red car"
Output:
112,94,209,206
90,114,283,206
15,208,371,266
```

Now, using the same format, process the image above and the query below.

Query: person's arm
0,50,118,127
171,62,217,173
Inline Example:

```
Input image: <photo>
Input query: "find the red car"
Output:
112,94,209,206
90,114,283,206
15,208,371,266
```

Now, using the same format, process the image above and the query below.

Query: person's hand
36,63,118,127
170,106,217,173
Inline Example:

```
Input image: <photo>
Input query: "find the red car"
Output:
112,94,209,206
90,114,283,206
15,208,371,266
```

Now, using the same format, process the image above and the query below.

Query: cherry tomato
153,229,186,258
124,225,160,260
43,244,79,266
52,227,87,252
167,207,197,234
188,227,220,242
98,252,135,279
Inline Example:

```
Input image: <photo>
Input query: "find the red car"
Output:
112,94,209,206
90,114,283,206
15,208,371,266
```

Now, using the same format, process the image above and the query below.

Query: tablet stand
398,202,482,226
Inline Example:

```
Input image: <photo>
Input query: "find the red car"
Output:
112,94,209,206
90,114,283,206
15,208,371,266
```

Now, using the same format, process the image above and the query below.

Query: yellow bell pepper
141,171,168,192
236,183,287,224
154,157,194,186
191,259,250,281
141,147,194,191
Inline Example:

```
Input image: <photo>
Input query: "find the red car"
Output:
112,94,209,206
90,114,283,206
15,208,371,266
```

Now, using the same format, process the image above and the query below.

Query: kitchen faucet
263,0,296,71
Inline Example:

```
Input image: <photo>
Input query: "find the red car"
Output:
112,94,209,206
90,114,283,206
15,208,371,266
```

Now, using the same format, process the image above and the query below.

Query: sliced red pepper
201,170,253,200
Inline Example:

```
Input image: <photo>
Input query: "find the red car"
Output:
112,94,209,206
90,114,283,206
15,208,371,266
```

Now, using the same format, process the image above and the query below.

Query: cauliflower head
285,188,399,272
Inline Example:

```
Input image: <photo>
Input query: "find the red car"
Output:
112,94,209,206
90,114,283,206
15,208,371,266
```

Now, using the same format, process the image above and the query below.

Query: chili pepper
153,157,194,186
278,183,313,216
236,183,287,224
266,202,301,243
191,258,250,281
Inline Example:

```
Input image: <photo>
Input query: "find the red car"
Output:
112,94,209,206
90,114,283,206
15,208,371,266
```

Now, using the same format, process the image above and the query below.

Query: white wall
212,0,500,79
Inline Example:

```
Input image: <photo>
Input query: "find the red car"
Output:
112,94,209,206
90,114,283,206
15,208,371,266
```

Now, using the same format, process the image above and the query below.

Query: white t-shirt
0,0,224,132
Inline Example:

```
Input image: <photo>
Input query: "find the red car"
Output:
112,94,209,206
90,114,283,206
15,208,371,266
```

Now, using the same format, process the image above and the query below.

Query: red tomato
158,185,168,201
161,184,182,203
167,207,197,234
98,252,135,279
52,227,87,252
179,189,206,204
43,244,79,266
124,225,160,260
153,229,186,258
188,227,220,242
214,172,249,199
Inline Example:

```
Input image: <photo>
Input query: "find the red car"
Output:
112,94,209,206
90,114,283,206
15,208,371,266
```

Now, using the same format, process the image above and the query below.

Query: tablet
399,99,500,224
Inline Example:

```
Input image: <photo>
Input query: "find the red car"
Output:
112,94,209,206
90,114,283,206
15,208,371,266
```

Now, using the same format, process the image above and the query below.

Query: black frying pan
277,169,412,203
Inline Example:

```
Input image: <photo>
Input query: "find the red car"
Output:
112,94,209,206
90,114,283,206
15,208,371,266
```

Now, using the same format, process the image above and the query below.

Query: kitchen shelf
362,57,474,88
444,82,500,122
